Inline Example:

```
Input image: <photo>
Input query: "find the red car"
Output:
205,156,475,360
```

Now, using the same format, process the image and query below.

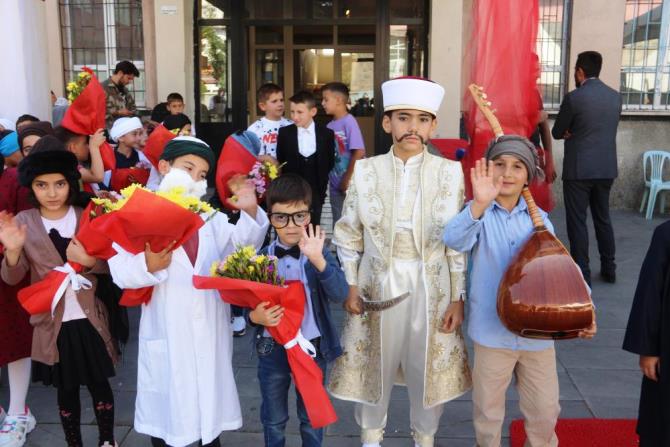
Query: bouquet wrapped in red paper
18,184,214,314
193,246,338,429
143,124,176,169
62,67,116,170
109,159,152,192
215,131,265,210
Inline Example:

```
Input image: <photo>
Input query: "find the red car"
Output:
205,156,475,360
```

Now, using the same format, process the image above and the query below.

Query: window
60,0,145,107
389,24,425,79
621,0,670,110
536,0,570,110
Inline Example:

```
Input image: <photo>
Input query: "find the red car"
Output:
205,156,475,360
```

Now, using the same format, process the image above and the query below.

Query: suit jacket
276,123,336,201
552,78,622,180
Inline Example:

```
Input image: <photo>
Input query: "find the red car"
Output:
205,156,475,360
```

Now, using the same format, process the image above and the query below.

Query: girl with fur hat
0,144,118,447
0,152,33,447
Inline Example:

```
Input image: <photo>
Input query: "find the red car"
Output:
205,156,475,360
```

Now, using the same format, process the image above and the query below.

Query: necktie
275,245,301,259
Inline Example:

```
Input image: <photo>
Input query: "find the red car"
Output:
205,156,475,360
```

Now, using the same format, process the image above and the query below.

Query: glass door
294,48,335,124
341,51,375,155
195,0,246,158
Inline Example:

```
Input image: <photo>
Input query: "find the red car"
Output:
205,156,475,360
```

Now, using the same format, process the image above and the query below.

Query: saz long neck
522,187,546,231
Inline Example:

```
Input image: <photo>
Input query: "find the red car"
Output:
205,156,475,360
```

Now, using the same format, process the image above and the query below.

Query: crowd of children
0,73,614,447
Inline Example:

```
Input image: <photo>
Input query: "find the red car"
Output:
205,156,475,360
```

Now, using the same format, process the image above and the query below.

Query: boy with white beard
108,136,269,447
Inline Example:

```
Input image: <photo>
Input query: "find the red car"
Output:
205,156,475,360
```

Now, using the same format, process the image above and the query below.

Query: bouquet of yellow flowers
91,184,214,217
248,157,282,197
83,184,216,306
17,183,217,313
193,244,338,429
210,245,284,285
66,69,93,104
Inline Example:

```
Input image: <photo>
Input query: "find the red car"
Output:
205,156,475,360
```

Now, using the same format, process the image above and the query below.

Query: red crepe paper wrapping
90,188,205,306
18,191,206,314
109,167,150,192
215,133,261,210
17,202,112,315
143,125,176,169
61,69,116,170
462,0,540,198
192,276,338,429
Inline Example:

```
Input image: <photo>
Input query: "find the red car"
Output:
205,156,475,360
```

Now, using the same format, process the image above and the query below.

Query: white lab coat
108,209,269,446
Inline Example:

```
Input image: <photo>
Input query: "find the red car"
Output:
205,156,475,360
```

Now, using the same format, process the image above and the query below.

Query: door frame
194,0,430,154
193,0,248,155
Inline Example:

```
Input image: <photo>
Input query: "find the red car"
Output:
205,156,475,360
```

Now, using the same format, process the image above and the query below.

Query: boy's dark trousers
256,336,327,447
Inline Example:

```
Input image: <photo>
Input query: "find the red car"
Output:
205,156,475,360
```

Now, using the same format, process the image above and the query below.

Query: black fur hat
18,144,80,188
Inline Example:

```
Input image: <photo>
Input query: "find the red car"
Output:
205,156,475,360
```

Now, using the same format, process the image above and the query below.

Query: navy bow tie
275,245,301,259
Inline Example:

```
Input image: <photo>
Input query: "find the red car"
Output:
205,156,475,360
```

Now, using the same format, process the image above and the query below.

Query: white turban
381,77,445,116
110,117,142,142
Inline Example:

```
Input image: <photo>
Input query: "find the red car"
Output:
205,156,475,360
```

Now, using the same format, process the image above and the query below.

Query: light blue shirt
265,240,321,341
443,198,554,351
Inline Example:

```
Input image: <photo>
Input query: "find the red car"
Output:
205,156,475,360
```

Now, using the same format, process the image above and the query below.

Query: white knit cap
110,117,142,142
381,77,445,116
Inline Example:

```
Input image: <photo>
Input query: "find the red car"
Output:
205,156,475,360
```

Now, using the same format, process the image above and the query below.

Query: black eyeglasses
269,210,311,228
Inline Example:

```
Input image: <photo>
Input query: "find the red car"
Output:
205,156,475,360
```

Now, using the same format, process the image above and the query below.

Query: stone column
429,0,465,138
0,0,51,122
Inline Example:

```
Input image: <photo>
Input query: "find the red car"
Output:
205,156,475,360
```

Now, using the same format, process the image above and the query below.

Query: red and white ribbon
283,329,317,358
50,263,92,316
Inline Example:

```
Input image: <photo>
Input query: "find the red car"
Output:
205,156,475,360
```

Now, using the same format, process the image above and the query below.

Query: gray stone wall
548,117,670,210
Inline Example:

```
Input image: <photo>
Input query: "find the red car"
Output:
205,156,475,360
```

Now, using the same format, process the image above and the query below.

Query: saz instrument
468,84,594,340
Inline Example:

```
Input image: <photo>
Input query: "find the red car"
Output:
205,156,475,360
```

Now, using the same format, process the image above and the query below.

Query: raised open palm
0,212,27,252
299,224,325,260
471,158,502,205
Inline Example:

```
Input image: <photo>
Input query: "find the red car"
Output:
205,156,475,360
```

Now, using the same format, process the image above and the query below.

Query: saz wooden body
468,84,594,340
496,190,594,339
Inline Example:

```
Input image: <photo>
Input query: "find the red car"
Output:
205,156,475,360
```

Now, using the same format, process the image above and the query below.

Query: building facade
2,0,670,209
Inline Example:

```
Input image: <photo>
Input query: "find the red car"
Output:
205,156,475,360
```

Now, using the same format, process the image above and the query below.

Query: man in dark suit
277,91,336,225
552,51,622,285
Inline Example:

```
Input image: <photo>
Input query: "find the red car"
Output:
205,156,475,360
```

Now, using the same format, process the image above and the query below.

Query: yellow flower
119,183,149,199
254,255,265,265
242,246,255,257
248,266,255,273
268,166,278,180
210,262,218,277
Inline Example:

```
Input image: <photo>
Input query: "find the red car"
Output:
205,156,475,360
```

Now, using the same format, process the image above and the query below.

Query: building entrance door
249,25,377,155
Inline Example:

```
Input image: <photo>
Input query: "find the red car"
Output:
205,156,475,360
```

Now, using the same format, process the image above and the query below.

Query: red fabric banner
192,276,338,429
462,0,540,198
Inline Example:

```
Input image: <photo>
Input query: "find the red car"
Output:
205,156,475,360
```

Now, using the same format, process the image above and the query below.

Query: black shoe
600,269,616,283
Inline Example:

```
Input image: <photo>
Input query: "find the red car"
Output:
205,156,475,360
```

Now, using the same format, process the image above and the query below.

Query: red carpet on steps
510,419,639,446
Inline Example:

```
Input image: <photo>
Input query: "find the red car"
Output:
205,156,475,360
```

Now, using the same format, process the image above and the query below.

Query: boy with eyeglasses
249,173,349,447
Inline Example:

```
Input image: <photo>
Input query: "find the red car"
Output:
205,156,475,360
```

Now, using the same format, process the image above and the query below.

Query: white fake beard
158,167,208,198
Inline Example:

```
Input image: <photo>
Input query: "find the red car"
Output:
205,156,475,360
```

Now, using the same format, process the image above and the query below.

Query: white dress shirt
297,121,317,158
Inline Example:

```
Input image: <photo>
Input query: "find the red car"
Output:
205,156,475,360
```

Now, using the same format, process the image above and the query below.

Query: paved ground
1,207,658,446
